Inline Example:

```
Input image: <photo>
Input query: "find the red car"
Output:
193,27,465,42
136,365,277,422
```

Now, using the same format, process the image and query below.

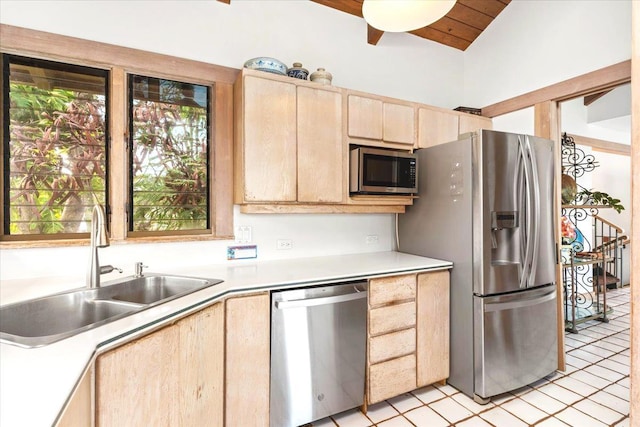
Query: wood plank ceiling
310,0,511,50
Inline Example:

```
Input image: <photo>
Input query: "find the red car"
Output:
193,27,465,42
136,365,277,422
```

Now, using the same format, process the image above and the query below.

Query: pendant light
362,0,457,33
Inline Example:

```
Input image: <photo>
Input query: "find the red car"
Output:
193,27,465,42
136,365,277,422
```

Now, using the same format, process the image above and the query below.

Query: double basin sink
0,274,223,348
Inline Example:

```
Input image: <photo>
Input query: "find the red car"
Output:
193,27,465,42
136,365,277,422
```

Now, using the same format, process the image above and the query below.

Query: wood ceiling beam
216,0,230,4
367,25,383,45
584,90,613,106
481,60,631,117
568,133,631,156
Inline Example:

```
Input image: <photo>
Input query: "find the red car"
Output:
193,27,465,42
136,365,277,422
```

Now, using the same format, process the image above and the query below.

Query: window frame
1,53,111,241
127,74,212,237
0,24,237,247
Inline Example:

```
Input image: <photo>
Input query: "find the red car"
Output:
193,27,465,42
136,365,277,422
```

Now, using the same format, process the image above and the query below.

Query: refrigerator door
476,130,555,296
474,285,557,399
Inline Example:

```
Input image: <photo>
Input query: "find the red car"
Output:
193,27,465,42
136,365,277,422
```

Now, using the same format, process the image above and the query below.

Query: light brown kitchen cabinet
235,74,297,203
347,94,415,146
225,292,271,427
95,302,224,427
366,270,450,407
297,85,343,203
418,107,493,148
417,106,460,148
55,366,92,427
459,113,493,135
235,70,344,207
417,270,450,387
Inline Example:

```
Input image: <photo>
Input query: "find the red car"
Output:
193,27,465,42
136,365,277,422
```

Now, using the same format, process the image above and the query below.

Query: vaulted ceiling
310,0,511,50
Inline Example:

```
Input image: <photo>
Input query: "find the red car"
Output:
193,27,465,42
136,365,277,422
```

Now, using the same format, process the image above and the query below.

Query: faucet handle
134,262,148,277
100,265,123,275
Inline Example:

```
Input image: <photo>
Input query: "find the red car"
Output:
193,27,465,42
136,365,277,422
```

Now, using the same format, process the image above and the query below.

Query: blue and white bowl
243,57,288,76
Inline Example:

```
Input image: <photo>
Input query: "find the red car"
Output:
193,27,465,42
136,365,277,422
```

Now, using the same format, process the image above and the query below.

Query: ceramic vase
310,68,332,85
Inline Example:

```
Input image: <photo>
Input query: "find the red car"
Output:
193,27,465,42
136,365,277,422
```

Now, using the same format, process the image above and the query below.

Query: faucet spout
87,204,110,288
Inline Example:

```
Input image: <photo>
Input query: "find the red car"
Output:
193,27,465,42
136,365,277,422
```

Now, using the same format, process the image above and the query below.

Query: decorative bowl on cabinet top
243,57,288,76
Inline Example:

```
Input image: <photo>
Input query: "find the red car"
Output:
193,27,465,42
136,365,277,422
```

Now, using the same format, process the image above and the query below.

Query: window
2,55,109,240
1,25,235,246
128,75,210,234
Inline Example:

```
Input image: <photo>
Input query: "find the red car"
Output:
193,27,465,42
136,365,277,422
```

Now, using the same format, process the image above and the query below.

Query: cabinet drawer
368,354,416,404
369,328,416,364
369,302,416,336
369,274,416,307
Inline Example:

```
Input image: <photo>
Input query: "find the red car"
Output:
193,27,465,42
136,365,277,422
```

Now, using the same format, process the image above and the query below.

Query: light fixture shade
362,0,456,33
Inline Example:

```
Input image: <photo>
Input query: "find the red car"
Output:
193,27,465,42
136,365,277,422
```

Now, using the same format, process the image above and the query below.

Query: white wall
464,0,632,108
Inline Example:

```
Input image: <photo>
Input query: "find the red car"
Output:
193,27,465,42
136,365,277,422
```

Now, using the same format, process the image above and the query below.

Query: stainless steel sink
0,274,222,348
108,275,213,305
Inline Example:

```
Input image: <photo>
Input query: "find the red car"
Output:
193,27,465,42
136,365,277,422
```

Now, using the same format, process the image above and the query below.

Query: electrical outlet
366,235,379,244
276,239,293,250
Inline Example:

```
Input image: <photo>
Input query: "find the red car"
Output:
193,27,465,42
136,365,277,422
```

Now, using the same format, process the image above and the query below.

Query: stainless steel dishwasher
270,281,368,427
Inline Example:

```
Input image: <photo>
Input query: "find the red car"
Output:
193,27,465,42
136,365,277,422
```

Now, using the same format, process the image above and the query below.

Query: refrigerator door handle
517,136,533,289
484,289,556,312
525,136,541,287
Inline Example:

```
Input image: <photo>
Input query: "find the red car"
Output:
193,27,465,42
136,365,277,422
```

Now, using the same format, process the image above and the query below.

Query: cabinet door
383,102,415,145
297,86,344,203
458,113,492,135
348,94,383,140
178,303,224,426
417,107,460,148
225,293,270,427
242,76,297,202
56,366,92,427
96,324,180,426
417,270,450,387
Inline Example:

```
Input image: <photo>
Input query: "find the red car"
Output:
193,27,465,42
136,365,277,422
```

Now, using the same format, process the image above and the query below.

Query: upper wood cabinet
235,74,297,203
297,85,343,203
235,70,344,206
417,107,460,149
459,113,493,136
347,94,416,146
418,106,493,148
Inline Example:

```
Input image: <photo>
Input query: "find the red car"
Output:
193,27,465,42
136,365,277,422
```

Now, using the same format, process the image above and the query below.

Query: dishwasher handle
275,290,367,310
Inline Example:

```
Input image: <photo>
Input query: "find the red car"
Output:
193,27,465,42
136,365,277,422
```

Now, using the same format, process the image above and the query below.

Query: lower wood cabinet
225,292,271,427
95,302,224,426
366,270,450,407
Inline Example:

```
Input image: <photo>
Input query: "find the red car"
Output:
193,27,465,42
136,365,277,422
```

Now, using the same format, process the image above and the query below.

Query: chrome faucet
87,204,121,288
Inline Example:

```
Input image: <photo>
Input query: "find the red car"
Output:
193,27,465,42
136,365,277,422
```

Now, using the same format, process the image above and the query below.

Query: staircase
592,215,630,289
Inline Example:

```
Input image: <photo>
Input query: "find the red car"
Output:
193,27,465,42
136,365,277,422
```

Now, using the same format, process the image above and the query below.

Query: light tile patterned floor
312,287,631,427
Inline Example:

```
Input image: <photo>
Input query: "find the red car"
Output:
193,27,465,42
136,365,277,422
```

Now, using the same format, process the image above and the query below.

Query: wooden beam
583,89,612,106
367,25,384,45
534,101,565,373
481,60,631,118
568,133,631,156
217,0,230,4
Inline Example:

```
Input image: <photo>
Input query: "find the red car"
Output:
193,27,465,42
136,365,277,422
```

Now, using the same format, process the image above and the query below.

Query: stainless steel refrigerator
398,129,558,403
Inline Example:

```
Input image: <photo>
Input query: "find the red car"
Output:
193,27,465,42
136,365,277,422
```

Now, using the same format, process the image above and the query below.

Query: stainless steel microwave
349,147,418,195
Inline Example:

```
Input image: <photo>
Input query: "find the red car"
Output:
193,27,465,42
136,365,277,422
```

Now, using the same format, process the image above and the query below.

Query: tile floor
311,287,631,427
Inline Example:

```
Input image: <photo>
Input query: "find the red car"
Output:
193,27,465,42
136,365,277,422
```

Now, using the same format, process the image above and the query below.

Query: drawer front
369,302,416,336
368,354,416,404
369,274,416,307
369,328,416,364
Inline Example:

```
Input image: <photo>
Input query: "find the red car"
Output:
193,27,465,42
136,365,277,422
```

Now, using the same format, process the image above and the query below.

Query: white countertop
0,251,451,427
